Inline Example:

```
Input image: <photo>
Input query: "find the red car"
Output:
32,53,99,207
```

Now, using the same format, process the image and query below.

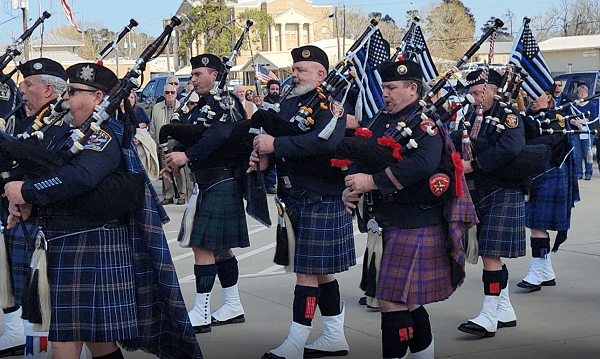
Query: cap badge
201,57,209,66
397,65,407,75
33,62,43,70
79,65,95,82
302,49,310,58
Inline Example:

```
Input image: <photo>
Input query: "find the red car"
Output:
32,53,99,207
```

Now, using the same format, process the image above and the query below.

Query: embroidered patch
302,49,311,58
329,100,344,117
0,83,9,101
429,173,450,196
79,65,95,82
33,62,43,70
556,114,566,128
504,114,519,128
420,118,438,136
84,129,112,151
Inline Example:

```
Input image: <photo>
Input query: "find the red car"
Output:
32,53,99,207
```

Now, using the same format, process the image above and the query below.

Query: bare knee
192,246,215,265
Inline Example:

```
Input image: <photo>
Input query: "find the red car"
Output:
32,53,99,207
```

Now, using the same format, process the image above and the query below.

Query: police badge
505,114,519,128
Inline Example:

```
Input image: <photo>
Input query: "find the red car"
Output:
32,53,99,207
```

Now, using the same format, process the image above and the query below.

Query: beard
291,78,319,97
268,92,280,102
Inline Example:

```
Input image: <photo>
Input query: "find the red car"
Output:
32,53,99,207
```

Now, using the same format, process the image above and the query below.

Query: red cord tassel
355,127,372,138
452,152,463,198
331,158,353,168
377,136,398,149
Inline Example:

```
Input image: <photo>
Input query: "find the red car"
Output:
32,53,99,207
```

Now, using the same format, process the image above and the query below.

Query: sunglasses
66,86,97,96
165,91,176,95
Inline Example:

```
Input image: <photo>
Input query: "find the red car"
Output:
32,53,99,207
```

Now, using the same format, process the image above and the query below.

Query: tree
481,16,513,42
177,2,272,60
425,0,476,61
328,9,405,48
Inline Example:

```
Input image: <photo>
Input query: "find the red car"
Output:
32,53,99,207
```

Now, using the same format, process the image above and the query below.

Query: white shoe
211,284,245,326
496,282,517,328
458,295,499,337
188,293,211,333
304,302,349,357
263,322,312,359
410,334,434,359
0,308,26,357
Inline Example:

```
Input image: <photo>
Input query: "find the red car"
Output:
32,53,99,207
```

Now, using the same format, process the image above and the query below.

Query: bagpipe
95,18,139,64
158,19,254,154
0,11,51,74
249,19,381,140
331,19,507,184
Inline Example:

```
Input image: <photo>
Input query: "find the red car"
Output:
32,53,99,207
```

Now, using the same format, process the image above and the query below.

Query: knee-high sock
531,237,551,259
409,306,432,353
194,264,217,294
92,348,124,359
483,269,503,296
317,280,341,317
216,256,239,289
293,285,320,326
381,310,412,358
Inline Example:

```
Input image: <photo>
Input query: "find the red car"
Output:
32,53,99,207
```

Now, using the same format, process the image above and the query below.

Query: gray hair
577,85,589,93
167,75,179,84
39,74,67,96
164,84,177,93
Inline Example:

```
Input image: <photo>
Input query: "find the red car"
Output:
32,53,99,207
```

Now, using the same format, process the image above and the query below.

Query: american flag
509,18,553,98
402,24,438,82
255,64,278,84
351,29,390,120
60,0,82,33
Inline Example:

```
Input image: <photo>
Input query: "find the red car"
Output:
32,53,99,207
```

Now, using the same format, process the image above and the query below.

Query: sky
0,0,561,45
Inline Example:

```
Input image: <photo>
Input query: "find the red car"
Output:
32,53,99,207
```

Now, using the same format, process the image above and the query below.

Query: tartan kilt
4,220,39,305
293,195,355,275
189,178,250,251
472,187,526,258
378,225,456,305
526,165,572,231
45,224,137,343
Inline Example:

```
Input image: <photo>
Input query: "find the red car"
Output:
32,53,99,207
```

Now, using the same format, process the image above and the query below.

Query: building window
322,26,327,34
285,24,297,40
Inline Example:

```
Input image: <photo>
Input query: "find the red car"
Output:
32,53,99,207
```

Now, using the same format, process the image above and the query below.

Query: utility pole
22,2,29,60
334,6,340,63
342,5,346,54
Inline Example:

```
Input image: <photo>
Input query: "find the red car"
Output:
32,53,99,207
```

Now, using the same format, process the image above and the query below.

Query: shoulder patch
329,100,344,117
505,114,519,129
556,114,566,128
420,118,438,136
0,83,10,101
429,173,450,196
84,129,112,151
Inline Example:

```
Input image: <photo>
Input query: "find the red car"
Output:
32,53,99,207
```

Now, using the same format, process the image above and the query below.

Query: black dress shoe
358,296,367,305
458,321,495,337
304,347,349,358
211,314,245,326
193,324,211,333
262,352,284,359
162,198,174,205
497,320,517,328
516,280,542,292
541,279,556,286
0,345,25,358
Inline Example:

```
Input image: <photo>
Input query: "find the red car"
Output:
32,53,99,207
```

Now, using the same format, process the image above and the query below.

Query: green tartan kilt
189,178,250,251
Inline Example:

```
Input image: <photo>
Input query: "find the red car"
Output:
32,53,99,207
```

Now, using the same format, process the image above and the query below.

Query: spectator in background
569,85,598,180
264,79,280,104
149,84,188,205
552,80,564,106
167,75,183,99
252,89,271,111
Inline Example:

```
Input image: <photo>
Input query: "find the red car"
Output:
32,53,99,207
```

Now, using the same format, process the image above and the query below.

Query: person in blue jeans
569,85,598,180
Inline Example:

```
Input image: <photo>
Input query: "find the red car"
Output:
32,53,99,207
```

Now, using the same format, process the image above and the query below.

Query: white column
270,24,276,51
280,22,287,51
308,23,314,43
298,23,304,46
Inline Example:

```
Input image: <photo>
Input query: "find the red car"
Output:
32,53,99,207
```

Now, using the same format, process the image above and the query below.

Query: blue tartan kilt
45,224,138,343
293,195,355,275
189,178,250,251
4,220,39,306
471,187,526,258
526,164,572,231
378,225,456,305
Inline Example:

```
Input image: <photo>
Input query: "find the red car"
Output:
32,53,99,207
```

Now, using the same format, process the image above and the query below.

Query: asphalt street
7,175,600,358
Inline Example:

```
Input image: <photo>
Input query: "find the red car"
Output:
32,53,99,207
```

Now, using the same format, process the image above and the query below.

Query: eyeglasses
66,86,97,96
165,91,176,95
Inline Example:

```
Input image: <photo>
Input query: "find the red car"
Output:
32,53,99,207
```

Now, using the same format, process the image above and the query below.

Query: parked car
138,74,190,118
553,71,600,104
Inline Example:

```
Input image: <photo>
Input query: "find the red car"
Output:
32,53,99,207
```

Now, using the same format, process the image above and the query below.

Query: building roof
27,51,87,64
474,41,514,55
539,34,600,52
30,34,84,48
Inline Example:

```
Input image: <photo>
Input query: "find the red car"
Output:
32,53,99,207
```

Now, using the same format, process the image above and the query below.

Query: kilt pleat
46,225,137,343
526,164,573,230
472,187,526,258
4,220,39,305
293,195,355,275
190,178,250,251
377,225,456,305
